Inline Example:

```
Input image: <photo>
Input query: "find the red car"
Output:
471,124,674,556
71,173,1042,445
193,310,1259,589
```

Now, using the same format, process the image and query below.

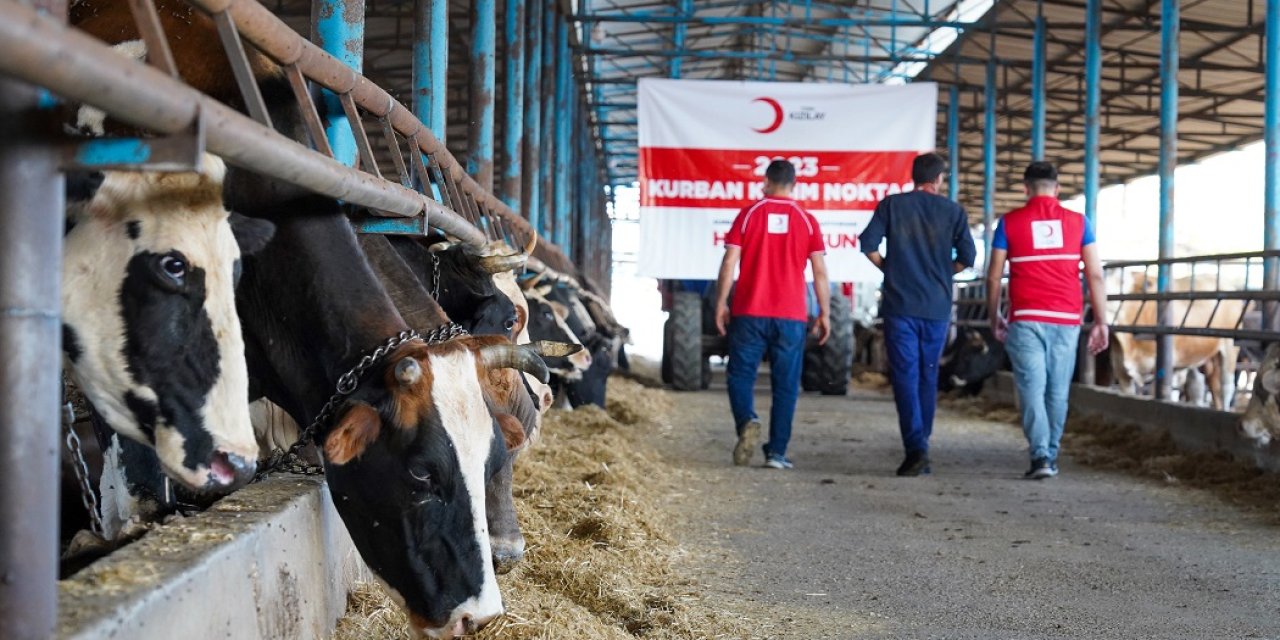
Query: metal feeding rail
0,0,582,283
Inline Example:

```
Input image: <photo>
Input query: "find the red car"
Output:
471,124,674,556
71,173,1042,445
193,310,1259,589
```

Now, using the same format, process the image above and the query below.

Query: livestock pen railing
951,251,1280,406
0,0,607,635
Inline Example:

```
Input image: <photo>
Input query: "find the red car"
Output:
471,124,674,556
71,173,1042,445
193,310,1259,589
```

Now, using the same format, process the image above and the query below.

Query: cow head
525,286,592,378
947,329,1003,391
322,337,547,638
1240,343,1280,447
62,155,274,493
425,241,521,338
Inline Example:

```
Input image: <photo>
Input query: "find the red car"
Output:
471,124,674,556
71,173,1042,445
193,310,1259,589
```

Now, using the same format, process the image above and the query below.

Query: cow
523,281,593,381
938,327,1006,396
388,234,531,339
71,3,544,634
1109,273,1243,410
62,155,274,493
1239,342,1280,446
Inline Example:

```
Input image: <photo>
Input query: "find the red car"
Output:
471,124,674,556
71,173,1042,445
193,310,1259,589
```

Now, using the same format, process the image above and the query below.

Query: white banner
636,79,938,282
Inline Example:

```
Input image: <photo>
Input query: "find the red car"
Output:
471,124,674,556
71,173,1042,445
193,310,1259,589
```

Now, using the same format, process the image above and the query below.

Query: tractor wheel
669,292,704,391
802,292,854,395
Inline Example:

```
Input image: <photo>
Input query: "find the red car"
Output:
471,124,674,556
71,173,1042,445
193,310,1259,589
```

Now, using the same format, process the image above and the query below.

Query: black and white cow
938,327,1005,396
1240,342,1280,447
524,283,593,380
63,155,274,492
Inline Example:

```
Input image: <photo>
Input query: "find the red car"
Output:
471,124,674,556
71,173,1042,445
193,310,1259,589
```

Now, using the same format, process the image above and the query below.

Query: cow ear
495,413,526,452
228,212,276,255
324,402,382,465
1263,369,1280,395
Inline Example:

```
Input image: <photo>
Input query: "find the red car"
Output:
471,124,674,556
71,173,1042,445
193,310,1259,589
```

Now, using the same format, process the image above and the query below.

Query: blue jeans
1005,321,1080,462
727,315,806,458
883,315,949,454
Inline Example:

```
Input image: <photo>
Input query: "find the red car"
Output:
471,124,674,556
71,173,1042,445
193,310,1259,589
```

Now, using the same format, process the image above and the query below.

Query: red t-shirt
995,196,1093,325
724,197,826,322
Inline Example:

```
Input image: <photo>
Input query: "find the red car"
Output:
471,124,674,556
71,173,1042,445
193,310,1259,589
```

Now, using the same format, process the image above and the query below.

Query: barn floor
651,374,1280,639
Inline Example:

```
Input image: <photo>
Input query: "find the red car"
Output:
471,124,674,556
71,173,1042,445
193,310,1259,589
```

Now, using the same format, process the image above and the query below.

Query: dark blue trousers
726,315,806,458
883,315,949,455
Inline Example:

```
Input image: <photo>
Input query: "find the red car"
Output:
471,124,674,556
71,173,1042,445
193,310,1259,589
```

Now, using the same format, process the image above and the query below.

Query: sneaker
733,420,761,466
1026,457,1056,480
764,454,794,470
896,451,930,477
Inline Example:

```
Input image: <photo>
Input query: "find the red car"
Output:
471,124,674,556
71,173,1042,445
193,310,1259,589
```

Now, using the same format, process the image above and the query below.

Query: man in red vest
714,159,830,470
985,162,1109,479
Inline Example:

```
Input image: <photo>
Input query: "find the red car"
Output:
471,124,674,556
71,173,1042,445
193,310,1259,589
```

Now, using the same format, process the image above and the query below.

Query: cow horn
479,252,528,275
530,340,584,358
518,272,546,291
395,357,423,386
522,231,538,257
478,344,551,384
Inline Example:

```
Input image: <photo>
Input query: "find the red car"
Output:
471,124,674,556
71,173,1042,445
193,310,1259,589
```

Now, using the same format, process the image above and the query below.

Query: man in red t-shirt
986,162,1109,479
713,160,830,469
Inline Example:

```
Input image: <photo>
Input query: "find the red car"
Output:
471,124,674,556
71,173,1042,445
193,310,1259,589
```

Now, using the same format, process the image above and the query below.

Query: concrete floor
651,380,1280,640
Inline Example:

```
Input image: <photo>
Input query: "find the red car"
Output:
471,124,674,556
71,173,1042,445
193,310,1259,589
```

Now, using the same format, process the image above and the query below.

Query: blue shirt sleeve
953,205,977,268
859,199,888,253
1082,218,1096,246
991,218,1008,251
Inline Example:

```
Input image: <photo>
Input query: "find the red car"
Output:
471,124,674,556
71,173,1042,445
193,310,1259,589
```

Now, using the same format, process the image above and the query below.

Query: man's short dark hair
765,159,796,185
1024,161,1059,184
911,153,947,184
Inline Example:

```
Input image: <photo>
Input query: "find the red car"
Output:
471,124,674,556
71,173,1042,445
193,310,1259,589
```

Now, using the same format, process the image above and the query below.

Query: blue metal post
501,0,525,208
1156,0,1179,400
413,0,448,141
983,59,996,265
469,0,497,189
1031,2,1046,161
1084,0,1101,227
522,0,542,225
313,0,365,167
554,18,571,250
671,0,690,78
948,84,959,200
538,0,555,239
1266,0,1280,331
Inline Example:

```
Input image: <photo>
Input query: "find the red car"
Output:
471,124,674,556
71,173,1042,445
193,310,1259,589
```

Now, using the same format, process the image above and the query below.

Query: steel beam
521,0,542,225
1267,0,1280,332
1156,0,1179,401
539,0,555,239
983,58,996,266
312,0,364,167
554,20,572,252
949,84,959,200
1084,0,1101,227
0,8,63,635
670,0,691,78
1031,4,1046,161
469,0,496,189
413,0,448,142
500,0,524,209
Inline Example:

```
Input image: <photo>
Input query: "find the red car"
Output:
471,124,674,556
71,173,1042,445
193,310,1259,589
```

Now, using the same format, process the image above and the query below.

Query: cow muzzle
416,612,502,639
491,533,526,574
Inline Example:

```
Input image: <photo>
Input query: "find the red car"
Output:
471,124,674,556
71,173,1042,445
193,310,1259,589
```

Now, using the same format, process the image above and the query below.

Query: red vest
1002,196,1088,326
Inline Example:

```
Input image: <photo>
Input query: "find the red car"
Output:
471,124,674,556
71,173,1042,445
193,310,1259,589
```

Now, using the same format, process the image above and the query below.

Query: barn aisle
654,379,1280,639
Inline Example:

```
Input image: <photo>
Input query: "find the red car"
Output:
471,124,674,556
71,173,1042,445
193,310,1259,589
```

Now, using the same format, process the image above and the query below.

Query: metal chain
253,322,469,482
431,250,442,300
63,404,104,537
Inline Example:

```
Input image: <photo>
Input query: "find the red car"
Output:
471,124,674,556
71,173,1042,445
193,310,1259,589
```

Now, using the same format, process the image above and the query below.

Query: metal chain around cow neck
253,322,469,482
431,250,442,300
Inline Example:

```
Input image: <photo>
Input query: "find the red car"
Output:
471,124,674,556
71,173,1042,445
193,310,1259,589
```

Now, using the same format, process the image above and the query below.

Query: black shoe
896,451,930,477
1025,457,1056,480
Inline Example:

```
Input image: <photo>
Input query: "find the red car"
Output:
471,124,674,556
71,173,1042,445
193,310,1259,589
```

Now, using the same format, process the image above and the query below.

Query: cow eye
160,254,186,280
504,317,517,331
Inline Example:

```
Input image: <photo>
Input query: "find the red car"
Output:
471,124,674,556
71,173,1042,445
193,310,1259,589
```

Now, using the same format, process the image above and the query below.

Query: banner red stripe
639,147,919,210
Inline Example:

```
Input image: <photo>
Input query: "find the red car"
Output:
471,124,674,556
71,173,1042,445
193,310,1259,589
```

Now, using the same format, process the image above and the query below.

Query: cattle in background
523,281,593,383
1240,342,1280,446
939,327,1006,396
62,155,274,493
1109,274,1243,410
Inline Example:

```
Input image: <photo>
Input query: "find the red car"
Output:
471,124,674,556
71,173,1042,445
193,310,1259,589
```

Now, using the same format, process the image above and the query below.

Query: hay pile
333,378,747,639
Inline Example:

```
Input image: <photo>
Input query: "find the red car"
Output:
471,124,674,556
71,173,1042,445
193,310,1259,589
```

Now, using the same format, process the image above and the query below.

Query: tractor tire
660,318,674,384
802,292,854,395
669,292,704,391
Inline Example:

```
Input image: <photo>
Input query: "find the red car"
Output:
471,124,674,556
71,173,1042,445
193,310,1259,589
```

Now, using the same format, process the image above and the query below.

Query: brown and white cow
1109,273,1242,410
63,155,274,492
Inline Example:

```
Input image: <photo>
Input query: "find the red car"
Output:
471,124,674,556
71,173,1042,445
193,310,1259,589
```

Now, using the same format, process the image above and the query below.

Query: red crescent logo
752,97,784,134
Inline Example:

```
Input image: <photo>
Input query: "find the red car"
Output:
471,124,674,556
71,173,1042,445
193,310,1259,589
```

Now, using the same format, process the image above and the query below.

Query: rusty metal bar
126,0,179,77
284,64,333,157
0,37,64,640
380,117,411,188
338,92,379,177
212,10,273,127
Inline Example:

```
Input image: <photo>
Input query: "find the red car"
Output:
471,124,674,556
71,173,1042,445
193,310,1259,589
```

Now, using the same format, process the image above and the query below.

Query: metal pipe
1156,0,1179,400
1031,2,1046,161
555,20,572,252
539,0,556,240
500,0,524,209
983,58,996,266
671,0,691,78
0,22,63,637
1084,0,1101,227
948,84,959,200
312,0,364,167
469,0,496,189
571,13,980,28
412,0,448,142
1266,0,1280,332
522,0,543,226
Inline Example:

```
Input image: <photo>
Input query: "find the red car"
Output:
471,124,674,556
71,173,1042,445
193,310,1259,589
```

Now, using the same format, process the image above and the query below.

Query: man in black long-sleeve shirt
858,153,976,476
